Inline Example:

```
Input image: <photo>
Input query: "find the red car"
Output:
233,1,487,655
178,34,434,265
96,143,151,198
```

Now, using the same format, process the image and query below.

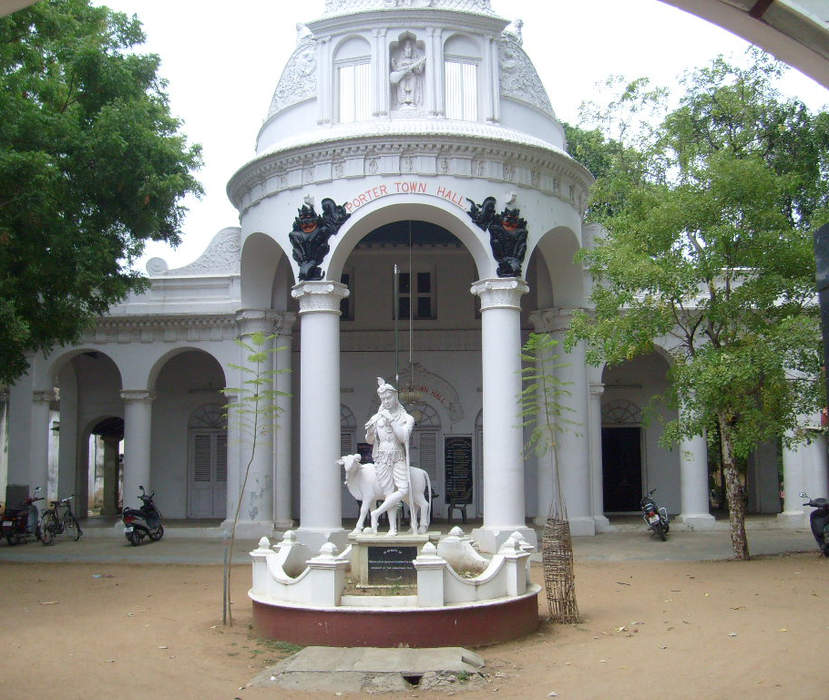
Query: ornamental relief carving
324,0,493,13
165,227,241,276
498,39,554,116
267,40,317,118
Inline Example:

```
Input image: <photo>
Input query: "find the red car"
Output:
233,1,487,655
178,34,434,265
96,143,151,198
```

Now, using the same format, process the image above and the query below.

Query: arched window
334,36,371,123
443,34,480,120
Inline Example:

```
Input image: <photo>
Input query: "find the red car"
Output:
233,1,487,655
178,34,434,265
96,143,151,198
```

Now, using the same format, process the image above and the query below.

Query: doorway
602,427,643,512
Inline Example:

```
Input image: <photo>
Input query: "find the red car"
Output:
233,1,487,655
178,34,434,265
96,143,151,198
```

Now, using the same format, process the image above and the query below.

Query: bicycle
40,495,83,545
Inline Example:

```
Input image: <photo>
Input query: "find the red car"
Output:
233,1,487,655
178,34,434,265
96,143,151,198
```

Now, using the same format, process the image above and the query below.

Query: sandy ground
0,553,826,700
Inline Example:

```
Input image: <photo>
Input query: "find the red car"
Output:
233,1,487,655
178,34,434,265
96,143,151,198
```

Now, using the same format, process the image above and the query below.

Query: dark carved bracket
467,197,528,278
289,198,351,281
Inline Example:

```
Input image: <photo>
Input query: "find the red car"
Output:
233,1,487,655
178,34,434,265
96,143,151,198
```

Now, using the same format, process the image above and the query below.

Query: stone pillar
588,382,611,532
291,281,349,551
231,309,276,535
273,312,296,529
779,421,829,528
30,389,55,498
470,278,535,552
120,390,154,510
102,435,120,516
678,432,716,529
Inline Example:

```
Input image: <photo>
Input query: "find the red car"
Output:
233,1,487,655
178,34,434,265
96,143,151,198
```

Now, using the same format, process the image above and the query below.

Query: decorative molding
323,0,495,14
267,39,317,119
291,280,350,314
86,314,238,345
273,312,298,336
32,388,58,403
120,390,155,403
148,228,241,277
236,309,278,336
336,328,480,352
602,399,642,425
470,277,528,311
529,307,584,334
229,129,592,218
498,38,554,117
589,382,605,398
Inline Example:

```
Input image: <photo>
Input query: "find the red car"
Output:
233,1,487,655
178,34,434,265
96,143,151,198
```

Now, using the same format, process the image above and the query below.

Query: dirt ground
0,554,826,699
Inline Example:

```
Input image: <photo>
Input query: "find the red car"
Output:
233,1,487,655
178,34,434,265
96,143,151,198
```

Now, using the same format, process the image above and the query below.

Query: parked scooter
122,486,164,546
640,488,670,541
800,491,829,557
1,486,44,545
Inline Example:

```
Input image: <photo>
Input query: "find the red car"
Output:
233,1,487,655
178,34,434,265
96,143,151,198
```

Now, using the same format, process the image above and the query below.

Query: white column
120,390,153,510
30,389,55,498
779,420,829,528
232,309,276,535
470,278,535,552
291,281,349,551
273,312,296,529
678,433,715,529
588,382,611,532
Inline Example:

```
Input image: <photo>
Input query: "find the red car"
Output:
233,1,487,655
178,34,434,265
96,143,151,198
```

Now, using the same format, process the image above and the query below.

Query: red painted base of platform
251,587,540,648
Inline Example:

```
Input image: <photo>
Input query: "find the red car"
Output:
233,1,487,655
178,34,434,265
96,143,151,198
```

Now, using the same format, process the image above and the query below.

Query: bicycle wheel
64,514,82,541
40,513,56,545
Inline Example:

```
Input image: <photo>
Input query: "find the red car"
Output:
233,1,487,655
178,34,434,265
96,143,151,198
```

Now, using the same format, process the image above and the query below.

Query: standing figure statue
390,39,425,109
364,377,415,535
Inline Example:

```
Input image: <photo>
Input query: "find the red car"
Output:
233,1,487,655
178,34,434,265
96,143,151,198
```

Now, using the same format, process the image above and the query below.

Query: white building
3,0,825,550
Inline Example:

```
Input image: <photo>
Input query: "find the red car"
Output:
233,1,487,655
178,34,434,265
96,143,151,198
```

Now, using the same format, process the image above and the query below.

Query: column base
471,525,538,554
777,510,808,529
273,518,296,531
293,526,349,554
677,513,716,531
593,514,612,533
220,519,276,540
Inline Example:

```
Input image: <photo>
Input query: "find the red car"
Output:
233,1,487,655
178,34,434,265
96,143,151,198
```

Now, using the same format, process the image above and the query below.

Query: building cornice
228,130,593,218
84,314,239,345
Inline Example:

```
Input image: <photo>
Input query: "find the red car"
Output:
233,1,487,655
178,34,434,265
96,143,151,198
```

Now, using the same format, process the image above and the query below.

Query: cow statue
338,453,432,535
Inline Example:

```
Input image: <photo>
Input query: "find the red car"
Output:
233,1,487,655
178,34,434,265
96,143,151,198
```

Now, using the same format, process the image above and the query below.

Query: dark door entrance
602,427,642,512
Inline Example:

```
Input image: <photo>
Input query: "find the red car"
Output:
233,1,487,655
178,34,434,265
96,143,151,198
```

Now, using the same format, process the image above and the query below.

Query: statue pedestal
349,532,439,586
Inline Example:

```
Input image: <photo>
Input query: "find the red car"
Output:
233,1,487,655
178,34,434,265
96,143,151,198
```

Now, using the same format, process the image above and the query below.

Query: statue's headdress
376,377,397,397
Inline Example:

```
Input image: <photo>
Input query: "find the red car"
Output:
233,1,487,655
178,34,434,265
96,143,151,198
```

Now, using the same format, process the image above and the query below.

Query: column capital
589,382,605,397
529,306,585,333
236,308,277,336
273,311,297,336
291,280,349,315
32,388,59,403
470,278,528,311
120,389,155,403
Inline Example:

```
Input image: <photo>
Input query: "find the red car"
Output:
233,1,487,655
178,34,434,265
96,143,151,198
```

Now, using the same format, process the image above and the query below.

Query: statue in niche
289,197,350,281
467,196,528,278
390,39,425,109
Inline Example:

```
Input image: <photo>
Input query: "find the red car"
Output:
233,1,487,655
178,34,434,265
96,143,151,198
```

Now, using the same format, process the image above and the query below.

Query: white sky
93,0,828,271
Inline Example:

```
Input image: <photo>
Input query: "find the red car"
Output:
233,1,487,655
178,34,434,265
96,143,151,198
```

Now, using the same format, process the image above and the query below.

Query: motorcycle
1,486,44,545
640,488,670,541
122,485,164,546
800,491,829,557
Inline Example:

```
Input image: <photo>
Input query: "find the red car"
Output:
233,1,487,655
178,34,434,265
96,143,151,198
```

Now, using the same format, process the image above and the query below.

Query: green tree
222,331,288,626
568,51,827,560
0,0,202,383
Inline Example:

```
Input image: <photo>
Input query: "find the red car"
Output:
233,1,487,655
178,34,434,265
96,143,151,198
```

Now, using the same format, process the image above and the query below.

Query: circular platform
251,585,541,648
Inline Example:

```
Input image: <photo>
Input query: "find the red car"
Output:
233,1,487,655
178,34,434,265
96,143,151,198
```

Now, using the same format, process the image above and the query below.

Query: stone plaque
367,545,417,585
444,436,473,504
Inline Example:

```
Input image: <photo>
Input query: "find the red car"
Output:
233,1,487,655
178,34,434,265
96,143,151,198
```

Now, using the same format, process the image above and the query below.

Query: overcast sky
93,0,828,272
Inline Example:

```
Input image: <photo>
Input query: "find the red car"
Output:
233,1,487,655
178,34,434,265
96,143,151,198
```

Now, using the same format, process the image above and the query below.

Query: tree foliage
568,51,828,559
0,0,202,383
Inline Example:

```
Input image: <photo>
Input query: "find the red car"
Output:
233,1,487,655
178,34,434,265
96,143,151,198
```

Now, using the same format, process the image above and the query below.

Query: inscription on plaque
367,545,417,585
444,436,473,504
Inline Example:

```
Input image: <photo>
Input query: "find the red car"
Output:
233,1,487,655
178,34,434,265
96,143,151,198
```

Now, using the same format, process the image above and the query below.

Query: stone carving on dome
162,227,241,276
267,39,317,118
324,0,494,14
498,38,554,117
390,38,425,110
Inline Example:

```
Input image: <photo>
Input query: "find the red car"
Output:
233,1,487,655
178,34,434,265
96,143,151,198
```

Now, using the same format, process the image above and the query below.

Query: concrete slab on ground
249,646,484,694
